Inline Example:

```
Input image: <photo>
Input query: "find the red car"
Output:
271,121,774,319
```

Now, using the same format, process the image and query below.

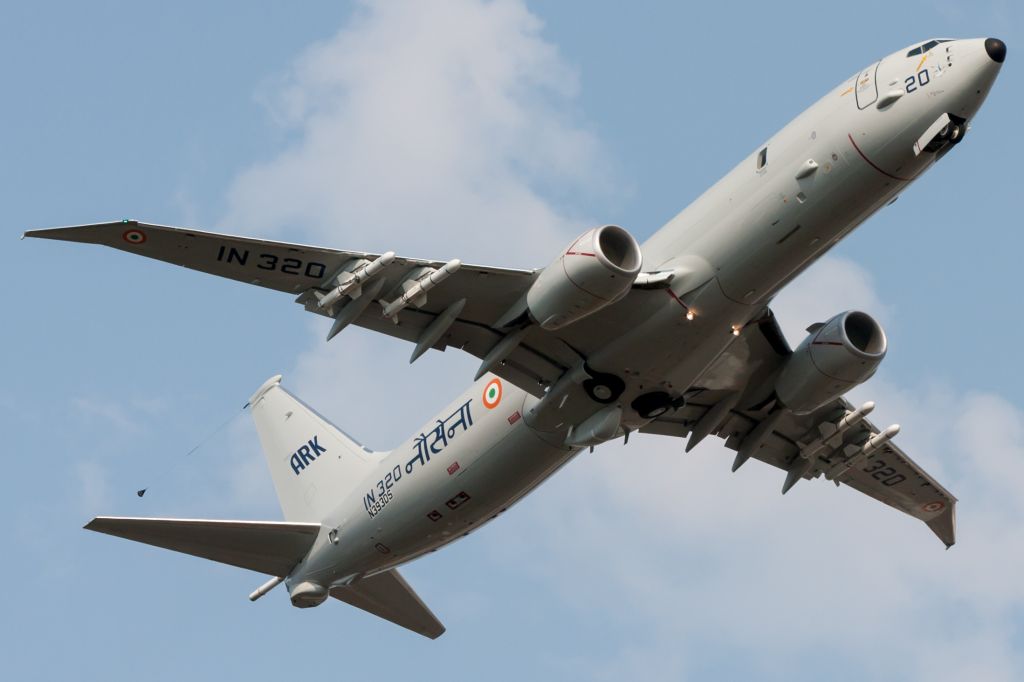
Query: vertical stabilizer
249,375,378,522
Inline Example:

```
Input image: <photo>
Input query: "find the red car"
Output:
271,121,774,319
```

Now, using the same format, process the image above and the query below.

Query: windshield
907,39,951,57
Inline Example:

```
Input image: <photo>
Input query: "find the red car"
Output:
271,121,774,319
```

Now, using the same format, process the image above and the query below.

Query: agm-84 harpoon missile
799,401,875,462
382,259,462,320
316,251,396,310
826,423,901,480
777,401,879,492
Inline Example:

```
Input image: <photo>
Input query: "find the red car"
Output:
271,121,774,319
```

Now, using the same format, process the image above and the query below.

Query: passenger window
757,147,768,170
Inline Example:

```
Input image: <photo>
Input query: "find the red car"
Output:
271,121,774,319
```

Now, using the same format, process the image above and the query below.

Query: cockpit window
907,39,951,57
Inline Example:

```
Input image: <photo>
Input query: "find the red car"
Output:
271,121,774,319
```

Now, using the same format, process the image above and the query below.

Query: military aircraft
26,37,1006,638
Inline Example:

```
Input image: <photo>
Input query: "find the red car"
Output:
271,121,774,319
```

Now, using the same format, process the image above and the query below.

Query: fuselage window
757,146,768,170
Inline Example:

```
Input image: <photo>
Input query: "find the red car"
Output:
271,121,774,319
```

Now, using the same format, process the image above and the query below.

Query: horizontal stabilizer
331,569,445,639
85,517,321,577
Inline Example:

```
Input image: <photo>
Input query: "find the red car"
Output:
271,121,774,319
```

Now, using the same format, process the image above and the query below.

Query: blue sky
3,1,1022,680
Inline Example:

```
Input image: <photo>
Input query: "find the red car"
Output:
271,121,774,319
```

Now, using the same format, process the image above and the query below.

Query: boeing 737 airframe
27,37,1006,638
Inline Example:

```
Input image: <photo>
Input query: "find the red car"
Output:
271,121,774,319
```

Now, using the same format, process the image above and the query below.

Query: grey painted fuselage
291,38,1002,590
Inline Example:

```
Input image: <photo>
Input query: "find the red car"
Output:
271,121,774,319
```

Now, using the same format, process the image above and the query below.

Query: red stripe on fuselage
847,133,913,182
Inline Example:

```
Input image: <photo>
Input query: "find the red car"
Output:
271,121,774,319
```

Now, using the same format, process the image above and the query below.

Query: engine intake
775,310,887,415
527,225,642,330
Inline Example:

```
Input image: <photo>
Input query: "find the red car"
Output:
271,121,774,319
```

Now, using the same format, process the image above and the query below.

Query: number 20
905,69,930,93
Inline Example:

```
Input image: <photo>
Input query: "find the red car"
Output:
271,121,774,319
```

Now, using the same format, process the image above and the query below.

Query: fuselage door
854,61,880,109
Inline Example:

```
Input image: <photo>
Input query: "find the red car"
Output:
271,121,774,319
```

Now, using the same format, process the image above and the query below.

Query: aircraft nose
985,37,1006,64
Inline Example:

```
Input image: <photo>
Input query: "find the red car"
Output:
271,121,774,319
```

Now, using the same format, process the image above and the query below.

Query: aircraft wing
25,220,587,395
642,392,957,547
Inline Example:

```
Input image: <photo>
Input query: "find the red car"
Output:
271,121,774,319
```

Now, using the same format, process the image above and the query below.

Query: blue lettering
290,436,328,476
309,436,327,456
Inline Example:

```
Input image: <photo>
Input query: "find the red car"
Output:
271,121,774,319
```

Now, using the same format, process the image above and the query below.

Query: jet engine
775,310,887,415
526,225,643,330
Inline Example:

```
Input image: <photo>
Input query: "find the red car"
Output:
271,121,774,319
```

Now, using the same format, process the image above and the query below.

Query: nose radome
985,37,1006,63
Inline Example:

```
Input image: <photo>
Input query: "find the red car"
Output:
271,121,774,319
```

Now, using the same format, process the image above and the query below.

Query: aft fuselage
290,38,1003,591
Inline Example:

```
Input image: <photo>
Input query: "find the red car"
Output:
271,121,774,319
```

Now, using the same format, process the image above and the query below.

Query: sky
2,1,1022,679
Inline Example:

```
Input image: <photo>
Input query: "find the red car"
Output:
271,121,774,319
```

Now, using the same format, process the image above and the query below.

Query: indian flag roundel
122,229,147,245
482,378,502,409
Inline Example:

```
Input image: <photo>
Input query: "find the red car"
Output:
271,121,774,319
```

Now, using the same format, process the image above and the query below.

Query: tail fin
249,375,378,522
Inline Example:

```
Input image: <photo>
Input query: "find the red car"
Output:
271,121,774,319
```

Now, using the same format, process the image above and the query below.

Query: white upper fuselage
290,38,1003,591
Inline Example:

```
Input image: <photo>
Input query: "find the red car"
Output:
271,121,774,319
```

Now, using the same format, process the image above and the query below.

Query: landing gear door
854,62,879,109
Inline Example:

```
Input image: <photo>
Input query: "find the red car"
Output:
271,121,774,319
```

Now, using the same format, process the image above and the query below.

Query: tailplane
84,517,320,576
332,569,446,639
248,375,379,522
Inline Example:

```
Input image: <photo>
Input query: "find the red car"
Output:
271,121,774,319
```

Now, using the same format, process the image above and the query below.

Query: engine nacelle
527,225,643,330
775,310,887,415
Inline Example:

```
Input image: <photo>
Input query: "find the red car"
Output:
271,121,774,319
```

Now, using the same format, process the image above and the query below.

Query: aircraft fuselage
288,38,1003,592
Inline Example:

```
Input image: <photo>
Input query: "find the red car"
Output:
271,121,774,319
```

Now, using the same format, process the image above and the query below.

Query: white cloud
216,0,602,510
771,254,890,342
221,0,604,267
